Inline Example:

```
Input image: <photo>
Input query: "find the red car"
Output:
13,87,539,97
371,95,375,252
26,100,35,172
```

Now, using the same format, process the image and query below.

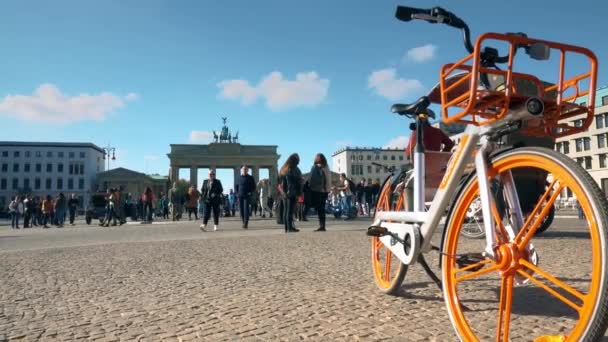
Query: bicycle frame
372,107,540,264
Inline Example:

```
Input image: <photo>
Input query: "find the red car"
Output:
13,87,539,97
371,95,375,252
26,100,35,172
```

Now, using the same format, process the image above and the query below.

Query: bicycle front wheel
442,147,608,341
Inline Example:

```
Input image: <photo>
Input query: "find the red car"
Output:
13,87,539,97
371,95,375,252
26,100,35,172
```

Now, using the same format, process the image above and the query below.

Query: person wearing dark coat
236,165,256,229
199,170,224,231
280,153,303,233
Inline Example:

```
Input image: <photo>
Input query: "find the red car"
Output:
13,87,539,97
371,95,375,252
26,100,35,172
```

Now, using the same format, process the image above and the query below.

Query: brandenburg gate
167,118,279,191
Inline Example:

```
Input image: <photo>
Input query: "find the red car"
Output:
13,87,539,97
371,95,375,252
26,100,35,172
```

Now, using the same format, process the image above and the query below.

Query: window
35,151,41,157
367,155,371,161
383,155,387,160
35,163,41,172
12,178,18,190
46,163,52,172
375,155,379,160
45,178,52,190
58,152,64,158
600,154,607,168
574,119,583,127
585,156,592,170
603,95,608,106
69,164,74,175
597,115,605,129
584,137,591,151
399,155,404,161
23,178,30,190
69,152,75,159
391,155,395,161
555,143,561,153
358,155,363,161
605,114,608,128
1,151,7,157
599,135,606,149
367,165,372,174
576,157,584,166
68,178,74,190
13,151,20,157
563,142,570,154
575,139,583,152
58,163,64,173
24,163,30,172
12,164,19,172
34,178,41,190
57,178,63,190
376,166,380,173
0,179,6,190
1,163,7,172
79,152,85,158
351,165,356,175
25,151,30,158
47,151,52,158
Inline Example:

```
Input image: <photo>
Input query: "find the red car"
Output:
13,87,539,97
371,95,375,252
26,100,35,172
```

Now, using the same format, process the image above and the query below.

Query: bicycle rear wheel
441,147,608,341
371,174,408,294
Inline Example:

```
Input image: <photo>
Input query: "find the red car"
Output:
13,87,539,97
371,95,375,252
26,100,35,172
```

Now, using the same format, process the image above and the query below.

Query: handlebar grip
395,6,430,22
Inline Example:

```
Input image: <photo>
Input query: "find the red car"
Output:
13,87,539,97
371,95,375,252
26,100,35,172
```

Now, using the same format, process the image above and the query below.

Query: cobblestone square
0,216,607,341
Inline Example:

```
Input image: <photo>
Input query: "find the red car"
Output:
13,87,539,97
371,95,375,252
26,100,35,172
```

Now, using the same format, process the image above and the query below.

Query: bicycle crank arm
368,222,421,265
367,225,406,245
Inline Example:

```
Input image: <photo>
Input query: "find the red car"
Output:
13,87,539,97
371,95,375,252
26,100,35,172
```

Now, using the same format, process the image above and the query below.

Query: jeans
238,197,250,224
342,196,353,219
203,202,220,225
56,208,65,226
11,212,20,228
145,202,153,222
284,197,297,231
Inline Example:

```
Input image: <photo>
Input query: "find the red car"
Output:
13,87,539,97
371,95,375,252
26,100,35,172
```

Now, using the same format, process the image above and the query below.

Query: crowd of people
8,193,80,229
6,153,383,232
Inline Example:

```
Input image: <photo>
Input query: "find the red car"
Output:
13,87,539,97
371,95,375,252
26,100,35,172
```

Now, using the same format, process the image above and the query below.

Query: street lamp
102,145,116,171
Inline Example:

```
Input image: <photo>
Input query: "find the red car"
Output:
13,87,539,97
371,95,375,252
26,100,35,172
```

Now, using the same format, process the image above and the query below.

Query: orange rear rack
438,32,598,139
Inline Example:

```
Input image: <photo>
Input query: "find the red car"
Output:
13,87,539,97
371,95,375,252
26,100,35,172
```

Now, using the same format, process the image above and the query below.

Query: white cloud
383,136,410,149
0,83,137,124
368,68,424,101
189,130,213,143
404,44,437,63
336,140,353,148
217,71,329,111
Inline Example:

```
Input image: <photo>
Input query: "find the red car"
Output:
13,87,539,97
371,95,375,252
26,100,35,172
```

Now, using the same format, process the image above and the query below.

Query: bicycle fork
475,138,522,259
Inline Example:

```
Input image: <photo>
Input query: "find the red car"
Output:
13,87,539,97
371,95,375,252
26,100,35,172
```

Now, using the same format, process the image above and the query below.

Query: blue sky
1,0,607,190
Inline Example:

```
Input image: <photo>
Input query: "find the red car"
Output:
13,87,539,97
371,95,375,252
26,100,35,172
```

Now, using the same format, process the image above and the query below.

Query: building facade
555,86,608,198
332,147,408,183
0,142,105,209
96,168,168,198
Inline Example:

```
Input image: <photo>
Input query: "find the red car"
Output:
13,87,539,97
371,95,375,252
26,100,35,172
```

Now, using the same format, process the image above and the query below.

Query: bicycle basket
437,32,598,139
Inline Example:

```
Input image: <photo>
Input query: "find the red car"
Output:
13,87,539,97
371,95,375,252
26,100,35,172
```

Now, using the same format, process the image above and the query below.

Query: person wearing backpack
280,153,303,233
309,153,332,231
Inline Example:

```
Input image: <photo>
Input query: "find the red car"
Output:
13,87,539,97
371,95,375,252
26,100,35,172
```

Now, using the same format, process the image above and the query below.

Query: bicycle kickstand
417,253,442,291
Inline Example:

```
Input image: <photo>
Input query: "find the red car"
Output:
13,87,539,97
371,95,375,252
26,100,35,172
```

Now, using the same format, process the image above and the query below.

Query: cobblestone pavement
1,216,607,341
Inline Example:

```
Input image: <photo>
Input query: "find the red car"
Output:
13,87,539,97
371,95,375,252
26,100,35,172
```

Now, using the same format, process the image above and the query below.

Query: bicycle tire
441,147,608,341
371,173,408,294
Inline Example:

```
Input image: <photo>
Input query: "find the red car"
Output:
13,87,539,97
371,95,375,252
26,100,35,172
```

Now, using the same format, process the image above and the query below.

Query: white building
0,142,106,209
332,147,408,183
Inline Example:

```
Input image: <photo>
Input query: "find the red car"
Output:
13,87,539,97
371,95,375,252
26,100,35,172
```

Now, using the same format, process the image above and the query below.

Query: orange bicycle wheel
371,174,408,294
442,147,608,341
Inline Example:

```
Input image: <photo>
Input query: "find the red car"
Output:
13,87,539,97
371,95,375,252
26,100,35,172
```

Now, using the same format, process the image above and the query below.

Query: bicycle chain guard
379,222,421,265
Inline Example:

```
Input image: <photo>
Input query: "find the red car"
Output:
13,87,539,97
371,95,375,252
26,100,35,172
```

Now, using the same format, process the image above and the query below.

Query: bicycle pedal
455,253,486,272
367,226,389,237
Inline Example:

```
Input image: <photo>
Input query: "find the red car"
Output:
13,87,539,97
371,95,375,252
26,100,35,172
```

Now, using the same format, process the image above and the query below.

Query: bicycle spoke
384,250,392,281
454,262,499,283
518,259,584,313
491,202,509,244
517,183,564,249
496,275,514,342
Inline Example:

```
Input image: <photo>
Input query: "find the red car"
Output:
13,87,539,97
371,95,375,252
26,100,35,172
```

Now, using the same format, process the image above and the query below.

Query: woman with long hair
308,153,331,231
280,153,302,233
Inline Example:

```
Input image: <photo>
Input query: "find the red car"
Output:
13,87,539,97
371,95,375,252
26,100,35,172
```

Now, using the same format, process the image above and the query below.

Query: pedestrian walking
168,182,182,221
142,187,155,223
23,195,32,228
68,193,79,225
41,195,52,228
55,193,67,227
280,153,303,233
199,170,224,231
160,193,169,219
309,153,332,231
9,196,22,229
237,165,256,229
228,189,236,217
186,186,200,220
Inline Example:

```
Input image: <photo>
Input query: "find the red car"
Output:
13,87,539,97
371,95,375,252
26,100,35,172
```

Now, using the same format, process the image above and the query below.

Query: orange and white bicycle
367,5,608,341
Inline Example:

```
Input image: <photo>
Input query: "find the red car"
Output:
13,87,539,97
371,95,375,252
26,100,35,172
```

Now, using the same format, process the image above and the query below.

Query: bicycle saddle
391,96,434,118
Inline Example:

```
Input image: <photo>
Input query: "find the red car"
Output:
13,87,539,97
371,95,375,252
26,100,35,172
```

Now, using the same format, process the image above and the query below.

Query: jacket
309,164,331,193
281,166,302,198
201,179,224,204
237,174,256,198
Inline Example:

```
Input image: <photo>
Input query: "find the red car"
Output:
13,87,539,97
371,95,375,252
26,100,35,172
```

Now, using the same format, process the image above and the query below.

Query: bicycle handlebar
395,5,512,63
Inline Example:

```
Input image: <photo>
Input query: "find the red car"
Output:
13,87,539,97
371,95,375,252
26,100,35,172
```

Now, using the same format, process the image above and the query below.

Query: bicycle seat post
413,114,426,212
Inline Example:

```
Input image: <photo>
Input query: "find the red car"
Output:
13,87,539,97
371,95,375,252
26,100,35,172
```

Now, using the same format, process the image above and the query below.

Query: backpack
309,165,326,192
346,178,356,196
